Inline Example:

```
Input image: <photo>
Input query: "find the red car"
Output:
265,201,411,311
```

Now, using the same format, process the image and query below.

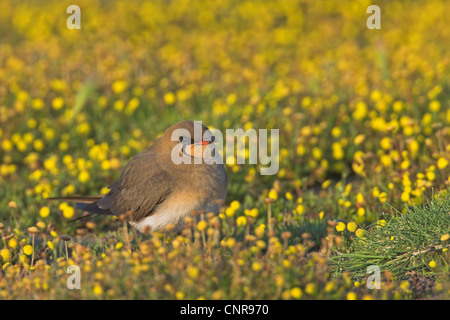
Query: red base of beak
199,140,212,145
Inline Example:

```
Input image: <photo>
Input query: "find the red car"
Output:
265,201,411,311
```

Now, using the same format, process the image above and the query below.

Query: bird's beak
195,136,215,145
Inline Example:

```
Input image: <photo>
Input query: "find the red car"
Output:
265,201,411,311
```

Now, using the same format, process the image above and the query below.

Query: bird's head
160,120,217,162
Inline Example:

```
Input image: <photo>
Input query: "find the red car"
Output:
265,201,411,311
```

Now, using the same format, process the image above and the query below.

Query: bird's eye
179,136,184,142
210,136,215,142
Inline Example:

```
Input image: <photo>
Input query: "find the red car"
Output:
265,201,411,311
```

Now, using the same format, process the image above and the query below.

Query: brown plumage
48,121,227,233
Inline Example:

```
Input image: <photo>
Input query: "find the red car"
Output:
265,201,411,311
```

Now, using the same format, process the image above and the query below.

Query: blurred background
0,0,449,300
1,0,449,217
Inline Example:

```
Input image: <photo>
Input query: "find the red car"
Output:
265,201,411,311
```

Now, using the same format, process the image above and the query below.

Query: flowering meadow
0,0,449,300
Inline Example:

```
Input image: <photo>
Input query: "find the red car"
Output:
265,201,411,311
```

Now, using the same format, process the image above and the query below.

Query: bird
48,120,228,233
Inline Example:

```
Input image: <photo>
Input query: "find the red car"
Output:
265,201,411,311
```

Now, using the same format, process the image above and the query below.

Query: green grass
330,190,450,280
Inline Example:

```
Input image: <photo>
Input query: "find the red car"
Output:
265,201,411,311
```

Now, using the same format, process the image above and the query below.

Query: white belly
130,197,224,233
130,200,197,232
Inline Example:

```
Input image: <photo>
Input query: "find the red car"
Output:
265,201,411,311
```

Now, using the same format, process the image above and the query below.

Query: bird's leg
120,210,134,251
122,220,131,252
131,225,141,246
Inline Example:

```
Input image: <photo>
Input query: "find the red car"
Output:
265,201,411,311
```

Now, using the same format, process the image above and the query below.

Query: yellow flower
62,206,75,219
378,192,387,203
52,97,64,110
372,187,380,198
344,184,352,196
321,180,331,189
225,207,236,217
319,211,325,220
353,134,365,145
312,147,322,160
357,207,365,217
230,200,240,210
408,140,419,158
428,261,436,268
47,241,54,250
401,191,410,203
429,100,440,112
355,228,365,238
274,275,284,287
347,222,357,233
40,206,50,218
76,123,90,136
353,101,367,120
115,242,124,250
401,160,410,170
23,245,33,256
31,98,44,110
9,238,18,249
290,287,302,299
356,193,364,204
225,237,236,248
36,221,45,229
437,157,448,169
380,154,391,167
120,145,130,156
400,280,410,291
62,184,75,197
197,220,207,231
305,283,317,295
114,100,124,111
440,234,450,242
101,160,111,171
346,292,357,300
78,170,90,183
244,208,259,218
1,249,11,261
426,170,435,181
100,187,110,195
236,216,247,227
324,281,335,293
268,189,278,201
93,283,103,296
331,127,341,137
2,139,13,152
254,225,265,238
296,144,305,156
164,92,176,105
332,143,344,160
336,222,346,232
33,139,44,151
125,97,140,115
251,262,262,272
186,266,199,279
112,80,127,94
295,204,304,215
376,219,387,228
380,137,391,150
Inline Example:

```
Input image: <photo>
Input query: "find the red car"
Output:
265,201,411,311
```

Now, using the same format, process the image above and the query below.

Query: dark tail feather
68,212,100,224
47,196,116,228
75,202,112,215
46,195,113,218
